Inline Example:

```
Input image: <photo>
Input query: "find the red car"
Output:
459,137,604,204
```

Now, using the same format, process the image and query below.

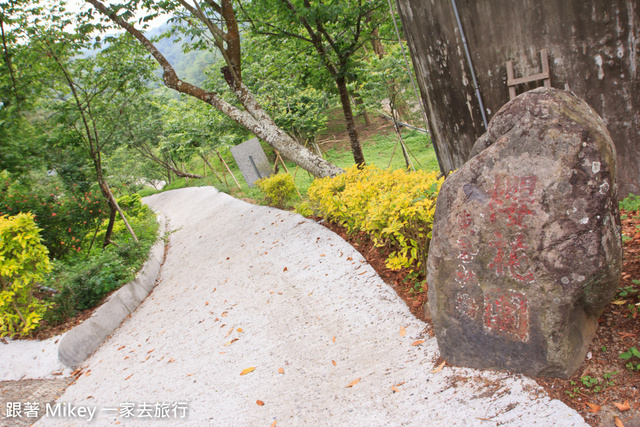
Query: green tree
240,0,387,166
84,0,343,178
32,25,158,246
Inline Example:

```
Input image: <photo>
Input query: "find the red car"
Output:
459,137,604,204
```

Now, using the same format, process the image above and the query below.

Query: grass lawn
143,116,441,204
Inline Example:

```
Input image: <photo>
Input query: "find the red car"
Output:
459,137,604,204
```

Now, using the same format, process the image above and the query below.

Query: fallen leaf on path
168,358,175,363
283,267,288,272
125,374,133,380
332,360,337,366
611,300,627,305
400,326,407,337
613,400,631,411
347,257,353,261
221,312,228,317
346,378,361,388
186,373,195,377
117,346,125,351
147,348,155,354
395,382,405,386
237,328,243,332
225,327,234,337
614,416,625,427
412,340,425,346
431,361,446,373
278,368,285,374
391,385,400,393
240,367,256,376
205,302,209,306
223,339,239,346
320,254,325,257
586,402,601,413
256,400,265,406
358,271,367,275
271,421,277,427
332,336,336,343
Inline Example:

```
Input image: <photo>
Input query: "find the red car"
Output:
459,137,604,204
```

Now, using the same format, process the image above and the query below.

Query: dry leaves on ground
240,367,255,376
346,378,361,388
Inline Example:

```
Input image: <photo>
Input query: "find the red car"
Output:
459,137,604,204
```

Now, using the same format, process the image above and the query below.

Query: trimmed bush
256,173,297,209
308,165,444,274
0,213,52,337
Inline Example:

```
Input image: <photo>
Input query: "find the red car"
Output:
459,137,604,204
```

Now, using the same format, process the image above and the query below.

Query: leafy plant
619,347,640,371
0,170,106,258
620,194,640,212
579,373,617,393
308,165,444,276
44,196,158,326
294,201,314,218
565,381,579,398
256,173,298,209
0,213,52,337
618,285,639,298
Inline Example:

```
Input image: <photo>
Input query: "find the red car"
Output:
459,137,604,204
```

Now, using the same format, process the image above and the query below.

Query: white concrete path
33,187,585,426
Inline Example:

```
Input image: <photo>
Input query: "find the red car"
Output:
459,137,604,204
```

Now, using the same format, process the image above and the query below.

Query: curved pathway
36,187,585,426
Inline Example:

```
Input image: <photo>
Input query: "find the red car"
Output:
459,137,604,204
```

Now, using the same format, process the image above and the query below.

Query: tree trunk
98,179,139,246
198,153,223,183
336,76,365,166
103,203,117,248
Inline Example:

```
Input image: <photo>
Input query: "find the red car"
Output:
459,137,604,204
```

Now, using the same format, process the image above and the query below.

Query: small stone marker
230,137,273,187
427,88,622,378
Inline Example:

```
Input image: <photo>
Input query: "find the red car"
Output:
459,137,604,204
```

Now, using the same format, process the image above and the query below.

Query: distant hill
145,21,217,87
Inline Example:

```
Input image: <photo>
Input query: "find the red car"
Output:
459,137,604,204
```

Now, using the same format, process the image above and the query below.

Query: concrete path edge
57,213,167,369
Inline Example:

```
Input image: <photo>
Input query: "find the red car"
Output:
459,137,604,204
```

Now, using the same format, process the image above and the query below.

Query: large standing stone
427,88,622,378
230,137,273,187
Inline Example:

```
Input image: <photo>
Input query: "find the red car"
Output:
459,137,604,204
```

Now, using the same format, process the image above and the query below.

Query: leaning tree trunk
97,178,139,247
102,202,117,249
336,76,365,166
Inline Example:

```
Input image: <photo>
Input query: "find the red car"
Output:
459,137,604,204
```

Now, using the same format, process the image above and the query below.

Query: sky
65,0,169,31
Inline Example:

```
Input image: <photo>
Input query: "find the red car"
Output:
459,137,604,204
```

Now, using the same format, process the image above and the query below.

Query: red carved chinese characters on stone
456,293,480,320
488,232,535,283
483,290,530,342
489,175,537,227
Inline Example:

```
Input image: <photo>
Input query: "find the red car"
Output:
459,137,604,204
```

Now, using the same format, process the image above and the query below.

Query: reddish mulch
317,212,640,427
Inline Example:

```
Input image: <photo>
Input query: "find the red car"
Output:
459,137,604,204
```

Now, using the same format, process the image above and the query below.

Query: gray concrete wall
396,0,639,198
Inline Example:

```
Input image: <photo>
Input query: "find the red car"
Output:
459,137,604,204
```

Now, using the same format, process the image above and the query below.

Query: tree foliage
240,0,388,166
83,0,343,178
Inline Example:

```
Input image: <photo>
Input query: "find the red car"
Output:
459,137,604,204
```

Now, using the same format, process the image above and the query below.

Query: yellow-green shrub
256,173,297,209
0,213,52,337
308,165,444,274
294,201,314,218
